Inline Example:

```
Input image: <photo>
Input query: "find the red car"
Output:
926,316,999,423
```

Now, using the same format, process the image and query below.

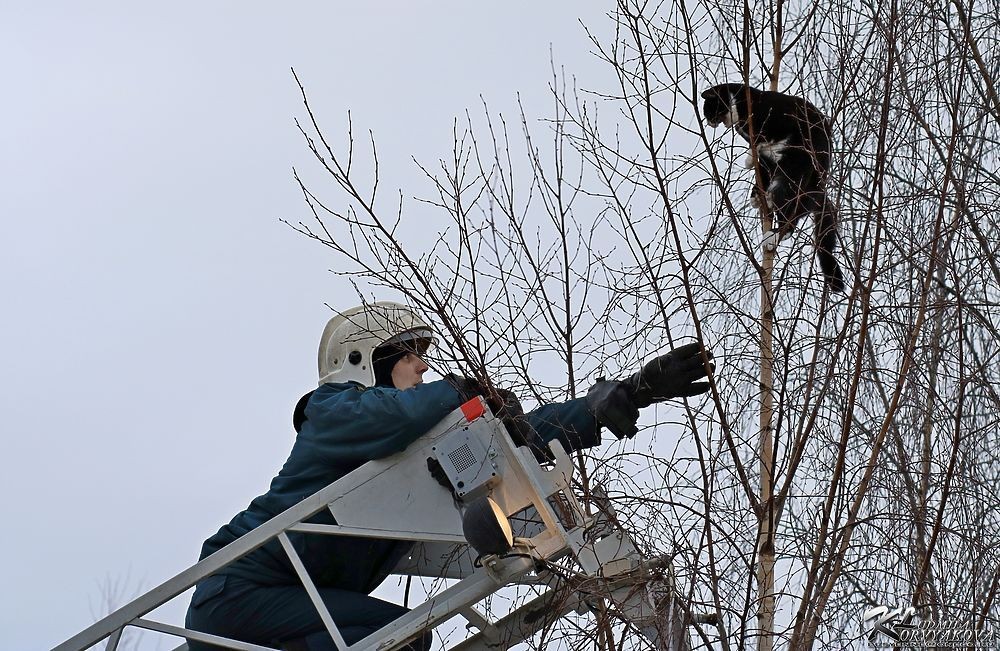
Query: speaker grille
448,443,477,473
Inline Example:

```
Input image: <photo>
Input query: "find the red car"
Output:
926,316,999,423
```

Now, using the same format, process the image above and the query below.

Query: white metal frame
54,399,688,651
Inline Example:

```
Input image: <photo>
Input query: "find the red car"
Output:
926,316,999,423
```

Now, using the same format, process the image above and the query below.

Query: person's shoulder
413,378,463,397
316,381,366,395
308,381,366,409
316,378,461,405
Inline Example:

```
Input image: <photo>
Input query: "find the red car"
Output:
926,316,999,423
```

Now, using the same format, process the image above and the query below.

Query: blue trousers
185,575,431,651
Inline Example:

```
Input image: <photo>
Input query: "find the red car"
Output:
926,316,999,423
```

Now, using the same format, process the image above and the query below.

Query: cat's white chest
722,96,740,128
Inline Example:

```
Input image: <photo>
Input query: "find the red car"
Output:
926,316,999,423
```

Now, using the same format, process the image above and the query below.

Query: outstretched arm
526,398,601,454
305,380,464,462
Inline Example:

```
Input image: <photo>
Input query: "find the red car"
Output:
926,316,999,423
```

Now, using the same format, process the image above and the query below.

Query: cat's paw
750,193,761,210
743,154,755,169
763,229,781,253
765,191,778,210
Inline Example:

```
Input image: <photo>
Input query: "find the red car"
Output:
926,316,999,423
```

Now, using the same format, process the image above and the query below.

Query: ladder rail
277,532,351,651
52,454,434,651
349,555,535,651
132,620,278,651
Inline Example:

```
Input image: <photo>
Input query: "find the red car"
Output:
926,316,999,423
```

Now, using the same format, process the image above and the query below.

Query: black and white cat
701,83,845,293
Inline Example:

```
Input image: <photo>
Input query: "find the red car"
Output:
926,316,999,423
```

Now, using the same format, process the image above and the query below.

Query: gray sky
0,3,614,648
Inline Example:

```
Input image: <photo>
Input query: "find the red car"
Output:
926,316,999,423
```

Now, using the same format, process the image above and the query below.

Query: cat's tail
815,198,846,293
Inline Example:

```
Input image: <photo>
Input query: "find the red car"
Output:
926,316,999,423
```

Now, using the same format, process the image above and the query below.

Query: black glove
586,380,640,440
445,374,489,402
444,374,553,462
624,342,713,407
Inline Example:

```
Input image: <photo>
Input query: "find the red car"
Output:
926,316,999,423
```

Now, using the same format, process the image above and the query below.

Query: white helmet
317,301,437,386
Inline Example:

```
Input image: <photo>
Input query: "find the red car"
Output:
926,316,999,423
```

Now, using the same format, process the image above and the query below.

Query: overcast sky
1,3,619,649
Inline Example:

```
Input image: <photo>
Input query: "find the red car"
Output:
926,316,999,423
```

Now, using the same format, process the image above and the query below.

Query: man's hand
586,342,714,440
624,342,714,407
445,374,521,419
444,374,553,462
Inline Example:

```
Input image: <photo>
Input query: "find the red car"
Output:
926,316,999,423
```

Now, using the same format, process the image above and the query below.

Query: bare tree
287,0,1000,648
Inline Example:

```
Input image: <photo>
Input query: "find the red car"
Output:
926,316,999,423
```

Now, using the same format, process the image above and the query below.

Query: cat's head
701,83,747,128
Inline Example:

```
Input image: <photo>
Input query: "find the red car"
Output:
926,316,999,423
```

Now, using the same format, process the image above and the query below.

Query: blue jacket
196,379,599,593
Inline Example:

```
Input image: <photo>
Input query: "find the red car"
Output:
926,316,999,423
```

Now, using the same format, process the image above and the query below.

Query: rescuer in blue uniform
185,301,712,651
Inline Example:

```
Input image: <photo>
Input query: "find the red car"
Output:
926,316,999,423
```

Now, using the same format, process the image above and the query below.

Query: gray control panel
431,421,500,500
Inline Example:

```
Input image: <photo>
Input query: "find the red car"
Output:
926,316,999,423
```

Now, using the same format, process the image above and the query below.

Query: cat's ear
700,88,714,99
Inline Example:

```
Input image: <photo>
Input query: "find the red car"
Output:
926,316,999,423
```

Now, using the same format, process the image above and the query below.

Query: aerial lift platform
54,398,689,651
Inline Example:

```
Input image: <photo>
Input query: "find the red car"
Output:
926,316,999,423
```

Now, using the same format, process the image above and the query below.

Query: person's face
391,353,429,390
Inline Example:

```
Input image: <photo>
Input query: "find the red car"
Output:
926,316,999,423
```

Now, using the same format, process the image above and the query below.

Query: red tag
460,397,485,422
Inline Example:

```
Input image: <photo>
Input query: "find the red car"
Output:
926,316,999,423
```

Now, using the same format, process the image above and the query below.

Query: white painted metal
277,532,351,651
55,400,689,651
287,523,467,544
104,628,122,651
133,620,276,651
450,582,584,651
